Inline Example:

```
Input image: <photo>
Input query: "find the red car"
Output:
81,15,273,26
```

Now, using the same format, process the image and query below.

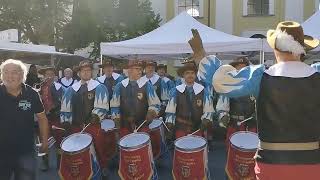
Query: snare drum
59,133,101,180
226,131,259,180
173,135,210,180
118,132,158,180
148,119,166,159
84,119,118,169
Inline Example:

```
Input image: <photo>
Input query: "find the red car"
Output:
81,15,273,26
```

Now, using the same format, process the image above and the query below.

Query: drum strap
259,141,319,151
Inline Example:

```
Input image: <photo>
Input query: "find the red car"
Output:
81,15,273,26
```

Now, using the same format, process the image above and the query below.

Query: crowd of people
0,20,319,180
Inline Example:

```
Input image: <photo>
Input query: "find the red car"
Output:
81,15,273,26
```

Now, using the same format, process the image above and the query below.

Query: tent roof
100,12,261,56
302,10,320,40
0,41,71,55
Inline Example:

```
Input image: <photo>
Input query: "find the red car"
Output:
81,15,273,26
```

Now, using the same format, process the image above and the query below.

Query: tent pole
100,54,103,75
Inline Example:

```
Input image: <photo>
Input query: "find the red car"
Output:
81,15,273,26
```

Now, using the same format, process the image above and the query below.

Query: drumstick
52,125,66,131
80,123,91,133
159,118,170,132
237,117,253,126
188,129,200,136
134,120,147,133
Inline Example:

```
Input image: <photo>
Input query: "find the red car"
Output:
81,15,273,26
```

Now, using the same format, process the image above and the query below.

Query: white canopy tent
100,12,262,58
0,41,70,55
302,10,320,40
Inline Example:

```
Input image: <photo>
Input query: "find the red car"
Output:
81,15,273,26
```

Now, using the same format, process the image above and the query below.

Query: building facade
151,0,319,37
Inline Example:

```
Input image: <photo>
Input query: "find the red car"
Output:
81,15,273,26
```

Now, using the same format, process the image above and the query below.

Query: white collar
72,79,100,92
144,74,160,85
121,77,148,88
61,77,73,86
176,82,204,95
53,82,62,90
161,76,170,83
97,73,121,83
265,61,316,78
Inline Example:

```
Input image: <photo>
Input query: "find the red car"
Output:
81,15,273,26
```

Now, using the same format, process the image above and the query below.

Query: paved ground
36,141,227,180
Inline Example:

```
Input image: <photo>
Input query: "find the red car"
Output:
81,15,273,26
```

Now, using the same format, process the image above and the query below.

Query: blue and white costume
60,79,109,124
199,55,320,165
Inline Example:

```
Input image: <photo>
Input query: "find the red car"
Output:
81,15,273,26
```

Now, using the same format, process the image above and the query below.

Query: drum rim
174,135,207,152
229,131,259,151
60,133,93,154
118,132,151,150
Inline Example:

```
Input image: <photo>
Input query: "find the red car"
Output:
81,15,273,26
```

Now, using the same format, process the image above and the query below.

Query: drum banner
172,149,206,180
85,124,117,169
118,145,153,180
150,128,162,159
59,148,93,180
225,146,256,180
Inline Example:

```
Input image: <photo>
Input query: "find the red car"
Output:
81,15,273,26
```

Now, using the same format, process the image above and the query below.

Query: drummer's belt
259,141,320,151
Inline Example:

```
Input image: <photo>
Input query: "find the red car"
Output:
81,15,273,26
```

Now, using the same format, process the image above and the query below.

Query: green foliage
0,0,161,58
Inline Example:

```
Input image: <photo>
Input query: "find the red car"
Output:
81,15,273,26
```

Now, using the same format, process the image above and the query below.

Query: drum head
175,135,207,151
148,119,162,129
101,119,115,130
61,133,92,153
230,131,259,151
119,132,150,149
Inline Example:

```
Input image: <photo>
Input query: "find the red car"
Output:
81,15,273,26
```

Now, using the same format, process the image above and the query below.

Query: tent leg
100,54,103,75
259,50,262,64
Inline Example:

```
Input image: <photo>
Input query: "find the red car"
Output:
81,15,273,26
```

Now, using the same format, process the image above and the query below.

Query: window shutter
243,0,248,16
269,0,275,15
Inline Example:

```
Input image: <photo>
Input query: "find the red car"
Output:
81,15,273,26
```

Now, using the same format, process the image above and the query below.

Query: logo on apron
196,99,202,107
181,165,191,178
88,93,94,100
137,93,143,100
18,100,31,111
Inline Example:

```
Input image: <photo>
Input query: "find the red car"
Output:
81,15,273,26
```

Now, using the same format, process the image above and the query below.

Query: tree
0,0,72,46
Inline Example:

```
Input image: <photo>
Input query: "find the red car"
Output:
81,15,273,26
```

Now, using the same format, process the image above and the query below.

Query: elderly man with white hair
0,59,49,180
58,67,77,88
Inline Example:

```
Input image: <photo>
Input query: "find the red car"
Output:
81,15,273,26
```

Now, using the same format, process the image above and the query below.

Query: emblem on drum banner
88,93,94,100
196,99,202,107
181,166,191,178
137,93,143,100
70,165,80,177
237,164,250,177
128,163,138,176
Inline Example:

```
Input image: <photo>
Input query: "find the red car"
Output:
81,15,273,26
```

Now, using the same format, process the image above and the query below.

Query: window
177,0,203,17
244,0,273,16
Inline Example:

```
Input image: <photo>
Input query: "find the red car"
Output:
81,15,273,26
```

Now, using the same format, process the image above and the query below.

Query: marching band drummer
189,21,320,179
60,60,110,132
165,61,214,139
37,66,64,170
110,60,161,138
216,57,257,149
142,61,174,118
96,60,124,116
58,68,77,88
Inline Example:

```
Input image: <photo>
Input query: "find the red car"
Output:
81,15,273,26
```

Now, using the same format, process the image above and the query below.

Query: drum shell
148,119,166,159
226,131,258,180
59,133,101,180
84,122,118,169
118,133,154,180
172,135,208,180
